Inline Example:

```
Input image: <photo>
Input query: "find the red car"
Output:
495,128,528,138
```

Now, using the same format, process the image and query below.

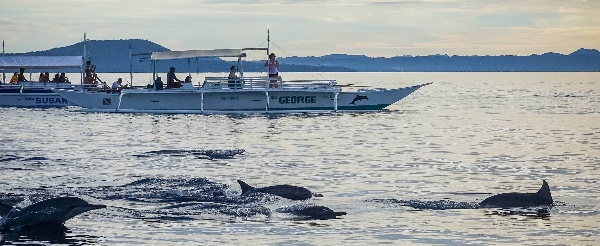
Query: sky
0,0,599,58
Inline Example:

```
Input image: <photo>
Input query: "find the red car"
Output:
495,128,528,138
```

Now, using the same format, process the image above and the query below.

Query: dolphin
237,180,322,201
293,205,347,220
480,180,553,208
0,197,106,229
349,94,369,105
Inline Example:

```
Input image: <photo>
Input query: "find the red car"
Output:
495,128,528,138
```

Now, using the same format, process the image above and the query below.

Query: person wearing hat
166,66,182,89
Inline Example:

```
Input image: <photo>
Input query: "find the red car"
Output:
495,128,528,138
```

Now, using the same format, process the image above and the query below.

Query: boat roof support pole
334,92,338,112
265,91,269,113
201,92,204,113
129,44,133,86
80,62,83,84
237,56,243,78
2,39,4,84
187,58,191,77
152,60,156,83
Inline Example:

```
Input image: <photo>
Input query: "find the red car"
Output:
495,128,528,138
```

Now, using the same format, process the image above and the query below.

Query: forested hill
6,39,600,72
281,48,600,72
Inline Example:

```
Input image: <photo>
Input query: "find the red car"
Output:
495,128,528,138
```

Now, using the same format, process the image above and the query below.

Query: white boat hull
0,83,77,107
54,82,431,114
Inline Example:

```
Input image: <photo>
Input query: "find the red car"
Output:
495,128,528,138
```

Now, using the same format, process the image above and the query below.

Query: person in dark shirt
52,73,60,82
166,66,182,88
17,68,27,82
58,73,69,82
228,66,241,89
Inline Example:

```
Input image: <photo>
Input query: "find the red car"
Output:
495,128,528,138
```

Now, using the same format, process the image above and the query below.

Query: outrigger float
54,48,431,114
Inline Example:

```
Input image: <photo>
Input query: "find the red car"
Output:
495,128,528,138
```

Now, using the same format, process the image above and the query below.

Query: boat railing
0,81,73,89
202,77,338,90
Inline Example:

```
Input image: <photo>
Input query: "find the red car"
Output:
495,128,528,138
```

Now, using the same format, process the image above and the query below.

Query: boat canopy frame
148,48,269,82
0,56,84,84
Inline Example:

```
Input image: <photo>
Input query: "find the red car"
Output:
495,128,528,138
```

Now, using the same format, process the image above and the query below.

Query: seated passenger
43,72,50,82
166,66,182,89
112,78,124,92
154,77,164,90
9,72,18,84
52,73,60,82
17,68,27,82
58,73,69,82
38,72,45,82
228,66,241,89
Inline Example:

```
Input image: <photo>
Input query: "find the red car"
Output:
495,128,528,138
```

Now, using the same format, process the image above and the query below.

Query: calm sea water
1,72,599,245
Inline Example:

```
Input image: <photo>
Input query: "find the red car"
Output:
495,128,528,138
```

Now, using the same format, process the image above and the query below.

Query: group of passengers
38,72,69,82
159,52,280,90
8,68,68,84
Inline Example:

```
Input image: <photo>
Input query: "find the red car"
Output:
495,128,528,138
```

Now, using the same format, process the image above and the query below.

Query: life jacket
9,75,18,84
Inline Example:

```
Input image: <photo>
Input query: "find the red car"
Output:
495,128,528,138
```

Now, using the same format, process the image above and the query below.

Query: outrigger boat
0,56,84,107
54,48,430,114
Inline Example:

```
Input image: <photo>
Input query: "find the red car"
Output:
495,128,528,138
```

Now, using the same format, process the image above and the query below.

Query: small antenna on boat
267,26,270,56
2,40,4,84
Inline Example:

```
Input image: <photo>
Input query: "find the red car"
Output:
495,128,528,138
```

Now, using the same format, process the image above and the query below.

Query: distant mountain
3,39,599,72
4,39,355,73
569,48,600,57
281,49,600,72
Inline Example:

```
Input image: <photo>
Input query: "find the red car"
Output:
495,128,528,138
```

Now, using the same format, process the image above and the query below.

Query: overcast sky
1,0,598,57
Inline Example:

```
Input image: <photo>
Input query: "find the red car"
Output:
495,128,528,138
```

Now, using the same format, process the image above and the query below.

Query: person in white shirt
112,78,123,92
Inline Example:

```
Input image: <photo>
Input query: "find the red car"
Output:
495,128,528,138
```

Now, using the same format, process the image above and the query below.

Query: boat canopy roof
150,48,268,61
0,56,83,69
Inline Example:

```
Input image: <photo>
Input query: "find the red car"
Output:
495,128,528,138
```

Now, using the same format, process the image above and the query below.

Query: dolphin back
0,197,106,229
480,180,553,208
237,180,255,195
295,206,347,220
237,181,314,200
535,180,553,204
256,185,313,200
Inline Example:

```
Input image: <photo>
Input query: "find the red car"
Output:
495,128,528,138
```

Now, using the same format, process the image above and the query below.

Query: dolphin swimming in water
480,180,553,208
0,197,106,229
237,180,322,201
293,205,347,220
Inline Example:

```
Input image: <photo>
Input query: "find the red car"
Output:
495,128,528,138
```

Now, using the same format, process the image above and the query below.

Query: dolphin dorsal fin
237,180,254,194
536,180,553,202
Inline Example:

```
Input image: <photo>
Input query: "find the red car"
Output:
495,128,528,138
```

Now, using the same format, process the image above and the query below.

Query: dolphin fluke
480,180,553,208
0,197,106,229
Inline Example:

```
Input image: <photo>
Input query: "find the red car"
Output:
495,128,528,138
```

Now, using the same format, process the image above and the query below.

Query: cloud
1,0,599,55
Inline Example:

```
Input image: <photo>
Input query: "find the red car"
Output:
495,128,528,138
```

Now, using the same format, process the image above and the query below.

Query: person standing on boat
84,61,99,84
17,68,27,82
167,66,182,89
264,53,279,88
228,66,241,89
